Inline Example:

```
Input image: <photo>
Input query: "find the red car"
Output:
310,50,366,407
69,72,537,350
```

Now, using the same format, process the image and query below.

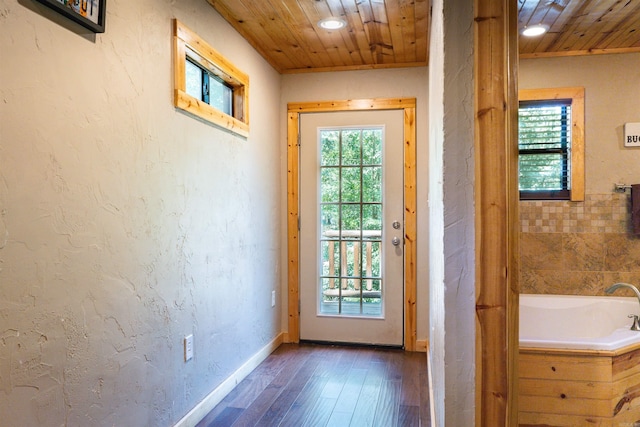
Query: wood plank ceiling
206,0,429,73
205,0,640,73
519,0,640,58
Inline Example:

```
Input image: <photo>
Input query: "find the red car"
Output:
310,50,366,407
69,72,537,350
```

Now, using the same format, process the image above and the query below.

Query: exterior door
299,110,405,346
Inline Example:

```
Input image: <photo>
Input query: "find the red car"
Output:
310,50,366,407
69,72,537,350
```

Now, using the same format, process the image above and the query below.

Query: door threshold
299,339,404,351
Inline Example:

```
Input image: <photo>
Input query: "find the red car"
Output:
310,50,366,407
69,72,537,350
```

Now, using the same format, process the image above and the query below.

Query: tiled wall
520,193,640,295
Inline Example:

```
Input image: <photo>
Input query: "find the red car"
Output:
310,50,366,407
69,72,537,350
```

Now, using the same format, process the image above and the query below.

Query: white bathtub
520,294,640,351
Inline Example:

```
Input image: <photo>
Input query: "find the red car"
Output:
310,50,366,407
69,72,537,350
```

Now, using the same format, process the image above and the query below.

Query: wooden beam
474,0,519,425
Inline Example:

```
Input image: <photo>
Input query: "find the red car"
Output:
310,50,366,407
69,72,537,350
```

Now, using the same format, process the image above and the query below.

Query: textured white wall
428,0,446,424
520,53,640,194
280,67,430,344
429,0,476,425
0,0,281,425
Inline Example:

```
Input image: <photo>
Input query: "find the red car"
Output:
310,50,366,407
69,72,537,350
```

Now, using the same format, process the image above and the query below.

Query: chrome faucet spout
605,282,640,307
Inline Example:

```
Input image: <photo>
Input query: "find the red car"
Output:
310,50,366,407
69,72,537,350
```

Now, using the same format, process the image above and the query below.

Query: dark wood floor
196,343,431,427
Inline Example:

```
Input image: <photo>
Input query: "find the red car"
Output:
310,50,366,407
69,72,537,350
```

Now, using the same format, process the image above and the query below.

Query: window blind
518,100,572,199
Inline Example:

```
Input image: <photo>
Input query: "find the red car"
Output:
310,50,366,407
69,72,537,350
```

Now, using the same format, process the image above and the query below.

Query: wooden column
474,0,519,425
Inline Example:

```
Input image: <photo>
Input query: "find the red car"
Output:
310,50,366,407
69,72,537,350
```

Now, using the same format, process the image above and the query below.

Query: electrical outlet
271,290,276,307
184,334,193,362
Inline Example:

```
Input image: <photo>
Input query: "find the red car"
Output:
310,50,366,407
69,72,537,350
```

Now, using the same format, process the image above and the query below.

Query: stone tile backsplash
520,194,640,295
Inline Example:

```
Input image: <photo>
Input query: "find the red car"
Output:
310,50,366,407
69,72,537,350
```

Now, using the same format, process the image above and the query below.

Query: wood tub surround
519,345,640,426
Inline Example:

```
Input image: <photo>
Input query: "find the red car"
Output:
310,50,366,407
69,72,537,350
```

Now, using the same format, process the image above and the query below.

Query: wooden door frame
286,98,417,351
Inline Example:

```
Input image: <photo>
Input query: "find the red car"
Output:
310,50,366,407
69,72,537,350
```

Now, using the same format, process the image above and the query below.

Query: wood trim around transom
286,98,418,352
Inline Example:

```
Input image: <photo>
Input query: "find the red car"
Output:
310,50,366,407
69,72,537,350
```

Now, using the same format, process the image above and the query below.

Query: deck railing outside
321,230,381,299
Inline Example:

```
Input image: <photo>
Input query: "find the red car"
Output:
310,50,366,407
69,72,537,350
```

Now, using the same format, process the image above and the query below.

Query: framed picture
35,0,106,33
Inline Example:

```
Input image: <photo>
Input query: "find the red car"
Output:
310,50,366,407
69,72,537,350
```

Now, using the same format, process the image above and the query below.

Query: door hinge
297,133,301,147
298,299,301,314
298,216,301,231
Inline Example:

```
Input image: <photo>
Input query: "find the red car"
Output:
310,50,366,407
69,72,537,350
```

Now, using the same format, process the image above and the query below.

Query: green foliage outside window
518,101,571,199
319,128,384,305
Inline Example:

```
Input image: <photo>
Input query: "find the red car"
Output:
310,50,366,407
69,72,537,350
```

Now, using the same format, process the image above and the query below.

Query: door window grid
318,127,383,316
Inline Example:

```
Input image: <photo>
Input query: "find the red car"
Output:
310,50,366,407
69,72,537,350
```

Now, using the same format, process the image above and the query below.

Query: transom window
185,58,233,116
518,87,585,202
173,19,249,137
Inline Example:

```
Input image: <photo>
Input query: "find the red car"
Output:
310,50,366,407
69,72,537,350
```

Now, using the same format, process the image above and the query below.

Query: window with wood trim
518,87,585,201
173,19,249,137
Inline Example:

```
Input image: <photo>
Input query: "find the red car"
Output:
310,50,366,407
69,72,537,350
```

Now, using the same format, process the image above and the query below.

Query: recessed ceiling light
317,17,347,30
521,24,548,37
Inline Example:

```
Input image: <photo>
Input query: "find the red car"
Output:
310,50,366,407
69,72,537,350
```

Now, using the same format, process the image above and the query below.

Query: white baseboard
174,333,284,427
425,341,437,425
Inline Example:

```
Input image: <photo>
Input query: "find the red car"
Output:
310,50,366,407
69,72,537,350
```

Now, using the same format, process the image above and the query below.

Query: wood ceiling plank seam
518,1,548,53
385,0,408,63
297,0,349,67
399,0,420,64
545,0,589,33
523,0,552,28
355,0,378,61
357,0,385,63
233,18,302,70
518,0,542,29
568,26,615,52
521,31,552,54
590,2,640,49
206,0,289,72
413,0,428,62
522,2,565,54
619,30,640,48
543,0,600,53
569,0,637,51
284,0,340,68
235,0,316,70
520,33,554,55
370,0,395,63
340,0,376,64
599,23,640,50
264,0,327,68
325,0,368,65
264,0,331,70
212,0,317,71
515,0,585,56
308,0,353,65
606,20,640,49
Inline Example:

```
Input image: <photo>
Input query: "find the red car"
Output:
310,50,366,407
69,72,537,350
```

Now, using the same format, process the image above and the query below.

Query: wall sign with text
625,123,640,147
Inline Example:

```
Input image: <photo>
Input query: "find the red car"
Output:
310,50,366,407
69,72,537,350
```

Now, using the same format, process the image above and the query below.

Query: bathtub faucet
605,282,640,331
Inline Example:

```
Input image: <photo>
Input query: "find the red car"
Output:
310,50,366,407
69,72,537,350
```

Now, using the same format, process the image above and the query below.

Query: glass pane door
299,109,404,346
319,127,384,317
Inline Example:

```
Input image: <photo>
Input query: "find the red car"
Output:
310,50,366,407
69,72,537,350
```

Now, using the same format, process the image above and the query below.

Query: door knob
392,236,401,246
